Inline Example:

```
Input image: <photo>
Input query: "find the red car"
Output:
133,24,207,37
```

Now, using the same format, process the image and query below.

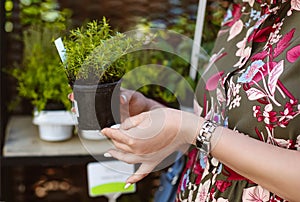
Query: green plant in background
122,0,228,108
62,18,145,86
122,17,198,108
122,48,197,108
4,0,71,32
11,25,72,111
9,0,72,112
202,0,229,53
19,0,71,28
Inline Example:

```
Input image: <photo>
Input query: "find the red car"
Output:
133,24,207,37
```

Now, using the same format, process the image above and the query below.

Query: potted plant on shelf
61,17,144,139
9,1,76,142
10,24,77,141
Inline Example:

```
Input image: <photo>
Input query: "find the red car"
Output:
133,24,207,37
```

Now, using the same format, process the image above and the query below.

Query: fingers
120,94,128,105
68,92,74,101
120,98,130,122
105,149,142,164
126,163,157,184
120,89,134,104
104,149,159,184
120,89,132,122
101,128,130,145
120,113,146,130
102,123,142,153
110,139,133,153
68,93,77,114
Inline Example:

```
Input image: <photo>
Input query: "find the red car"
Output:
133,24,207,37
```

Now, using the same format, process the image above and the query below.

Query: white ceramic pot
33,110,77,141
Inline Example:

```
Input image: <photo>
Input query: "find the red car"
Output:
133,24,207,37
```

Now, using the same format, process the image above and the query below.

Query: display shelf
3,116,113,158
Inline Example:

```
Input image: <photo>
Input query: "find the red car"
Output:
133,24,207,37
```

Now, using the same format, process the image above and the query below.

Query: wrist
210,125,223,153
180,112,204,145
193,119,223,155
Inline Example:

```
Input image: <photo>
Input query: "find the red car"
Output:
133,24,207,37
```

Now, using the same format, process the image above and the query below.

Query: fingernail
110,124,120,129
104,153,112,158
120,94,127,104
124,183,131,189
68,93,74,101
100,128,106,134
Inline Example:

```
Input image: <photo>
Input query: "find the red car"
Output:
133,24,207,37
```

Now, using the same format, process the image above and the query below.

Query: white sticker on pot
87,161,135,197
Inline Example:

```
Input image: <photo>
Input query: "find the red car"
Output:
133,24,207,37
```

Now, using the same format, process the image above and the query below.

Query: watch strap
196,120,218,155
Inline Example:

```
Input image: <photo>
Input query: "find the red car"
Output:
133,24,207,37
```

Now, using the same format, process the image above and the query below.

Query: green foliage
10,25,72,111
121,2,228,107
122,17,200,107
19,0,72,28
62,18,145,85
8,0,72,112
122,49,196,108
202,0,229,53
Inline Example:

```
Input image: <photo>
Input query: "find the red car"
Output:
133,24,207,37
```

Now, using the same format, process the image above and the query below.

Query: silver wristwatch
196,120,218,155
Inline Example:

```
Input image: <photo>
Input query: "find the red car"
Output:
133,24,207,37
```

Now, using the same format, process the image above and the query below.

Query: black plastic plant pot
73,81,121,130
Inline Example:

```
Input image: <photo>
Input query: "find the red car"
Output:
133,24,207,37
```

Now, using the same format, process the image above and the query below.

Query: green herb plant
62,17,144,86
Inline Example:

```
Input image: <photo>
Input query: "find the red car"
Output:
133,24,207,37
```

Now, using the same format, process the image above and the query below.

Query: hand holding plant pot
61,18,144,138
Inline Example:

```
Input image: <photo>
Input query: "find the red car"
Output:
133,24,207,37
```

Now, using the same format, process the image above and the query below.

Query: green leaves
20,0,71,28
10,25,72,111
63,18,144,84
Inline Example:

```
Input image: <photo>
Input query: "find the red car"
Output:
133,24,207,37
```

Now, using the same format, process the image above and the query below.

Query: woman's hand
68,88,164,122
101,108,201,185
120,88,164,122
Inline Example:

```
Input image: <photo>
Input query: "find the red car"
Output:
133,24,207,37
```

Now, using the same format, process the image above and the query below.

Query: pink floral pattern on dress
286,44,300,63
242,186,270,201
177,0,300,201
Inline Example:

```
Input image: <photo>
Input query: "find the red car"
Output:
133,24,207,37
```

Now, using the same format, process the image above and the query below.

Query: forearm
209,125,300,201
182,111,300,201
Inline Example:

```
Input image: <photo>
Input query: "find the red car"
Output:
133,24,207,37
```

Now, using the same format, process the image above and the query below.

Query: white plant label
54,37,66,63
87,161,135,197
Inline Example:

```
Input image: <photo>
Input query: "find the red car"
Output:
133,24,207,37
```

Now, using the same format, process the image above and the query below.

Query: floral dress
176,0,300,201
